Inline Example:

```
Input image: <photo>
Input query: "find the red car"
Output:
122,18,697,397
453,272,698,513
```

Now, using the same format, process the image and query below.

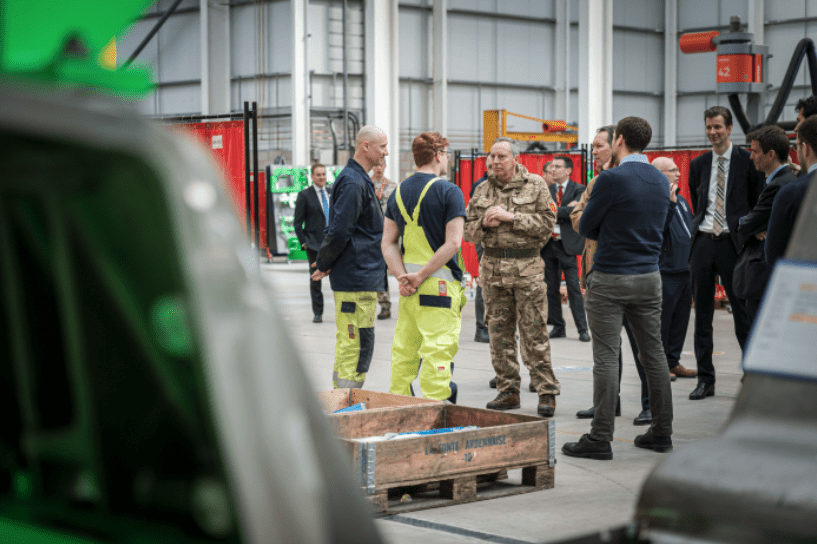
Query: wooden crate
317,389,441,413
329,403,555,514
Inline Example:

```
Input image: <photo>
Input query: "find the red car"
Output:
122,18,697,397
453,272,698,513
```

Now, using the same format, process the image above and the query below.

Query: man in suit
687,106,764,400
767,116,817,267
541,156,590,342
735,125,798,325
293,164,332,323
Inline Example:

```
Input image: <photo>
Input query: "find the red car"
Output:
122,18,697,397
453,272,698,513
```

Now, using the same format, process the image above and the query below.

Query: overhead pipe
123,0,185,68
760,38,817,129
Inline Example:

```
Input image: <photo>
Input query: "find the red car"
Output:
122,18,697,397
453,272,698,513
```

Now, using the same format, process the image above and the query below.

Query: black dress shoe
474,329,490,343
528,382,536,393
489,376,497,389
549,327,566,338
576,399,621,419
313,315,322,323
689,382,715,400
579,332,591,342
633,409,652,426
562,434,613,460
634,429,673,452
576,407,594,419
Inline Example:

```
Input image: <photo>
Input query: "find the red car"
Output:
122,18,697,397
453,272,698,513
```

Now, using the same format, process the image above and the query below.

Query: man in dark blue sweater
562,117,673,460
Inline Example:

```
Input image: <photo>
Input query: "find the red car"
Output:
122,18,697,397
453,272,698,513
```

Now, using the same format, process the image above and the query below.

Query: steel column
664,0,677,147
200,0,231,115
555,0,569,121
578,0,613,146
365,0,400,183
433,0,448,136
292,0,310,165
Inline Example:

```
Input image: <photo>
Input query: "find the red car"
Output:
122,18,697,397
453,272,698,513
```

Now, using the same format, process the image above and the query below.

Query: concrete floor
262,262,744,544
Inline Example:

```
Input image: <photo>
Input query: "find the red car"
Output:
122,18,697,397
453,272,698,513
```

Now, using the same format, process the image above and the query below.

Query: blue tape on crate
334,402,366,414
393,426,476,436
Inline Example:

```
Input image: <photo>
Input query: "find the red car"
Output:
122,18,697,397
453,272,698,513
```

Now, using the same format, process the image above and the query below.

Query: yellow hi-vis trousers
389,277,465,400
332,291,377,388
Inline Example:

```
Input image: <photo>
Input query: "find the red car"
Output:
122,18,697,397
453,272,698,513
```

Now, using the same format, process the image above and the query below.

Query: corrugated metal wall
117,0,817,154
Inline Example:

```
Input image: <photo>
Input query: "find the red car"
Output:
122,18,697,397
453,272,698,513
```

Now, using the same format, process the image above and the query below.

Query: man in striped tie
687,107,764,400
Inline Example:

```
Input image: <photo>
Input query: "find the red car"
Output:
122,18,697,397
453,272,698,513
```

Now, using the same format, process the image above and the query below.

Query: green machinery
267,165,342,261
0,2,382,543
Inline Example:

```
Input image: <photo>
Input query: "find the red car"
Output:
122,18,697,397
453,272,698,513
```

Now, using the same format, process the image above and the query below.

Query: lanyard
376,177,387,200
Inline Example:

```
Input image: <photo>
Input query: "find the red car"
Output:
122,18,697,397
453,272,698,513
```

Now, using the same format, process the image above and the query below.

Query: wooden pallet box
317,389,442,413
328,403,555,513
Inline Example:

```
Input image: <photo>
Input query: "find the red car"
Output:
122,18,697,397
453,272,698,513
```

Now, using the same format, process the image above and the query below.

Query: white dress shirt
552,180,568,237
700,142,732,233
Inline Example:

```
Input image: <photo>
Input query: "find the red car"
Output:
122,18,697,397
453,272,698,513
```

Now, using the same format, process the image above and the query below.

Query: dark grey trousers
585,270,673,441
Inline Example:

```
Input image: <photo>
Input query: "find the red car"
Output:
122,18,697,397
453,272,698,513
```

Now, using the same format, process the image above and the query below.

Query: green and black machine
0,2,381,542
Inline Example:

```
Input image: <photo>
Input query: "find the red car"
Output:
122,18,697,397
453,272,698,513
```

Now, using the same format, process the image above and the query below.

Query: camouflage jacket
570,174,597,289
464,164,556,282
375,176,397,214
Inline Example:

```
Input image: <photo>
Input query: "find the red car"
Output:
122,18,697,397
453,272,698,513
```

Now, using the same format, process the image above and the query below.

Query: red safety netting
170,121,248,229
643,149,708,210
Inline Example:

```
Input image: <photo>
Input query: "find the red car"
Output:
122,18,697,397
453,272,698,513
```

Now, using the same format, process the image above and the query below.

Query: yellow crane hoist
483,109,578,152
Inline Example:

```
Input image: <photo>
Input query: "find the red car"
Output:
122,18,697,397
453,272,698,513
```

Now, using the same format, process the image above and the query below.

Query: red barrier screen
644,149,708,209
170,121,247,227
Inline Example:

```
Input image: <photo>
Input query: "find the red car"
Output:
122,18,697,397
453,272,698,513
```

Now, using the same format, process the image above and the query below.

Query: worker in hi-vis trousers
313,125,389,389
382,132,467,401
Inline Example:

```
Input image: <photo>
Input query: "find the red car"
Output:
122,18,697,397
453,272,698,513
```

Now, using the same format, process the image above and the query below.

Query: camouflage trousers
377,290,391,312
482,277,560,395
378,274,391,312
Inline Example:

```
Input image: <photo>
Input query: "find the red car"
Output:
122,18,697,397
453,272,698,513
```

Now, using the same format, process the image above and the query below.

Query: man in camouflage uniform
373,158,397,319
464,137,559,416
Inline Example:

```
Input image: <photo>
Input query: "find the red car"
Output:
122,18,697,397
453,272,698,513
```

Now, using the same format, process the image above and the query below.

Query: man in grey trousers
561,117,674,460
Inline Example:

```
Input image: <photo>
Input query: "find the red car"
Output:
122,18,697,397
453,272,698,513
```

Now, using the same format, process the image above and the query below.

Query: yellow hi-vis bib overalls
388,177,467,400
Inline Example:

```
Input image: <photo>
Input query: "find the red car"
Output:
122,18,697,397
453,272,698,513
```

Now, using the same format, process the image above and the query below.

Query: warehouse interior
2,0,817,543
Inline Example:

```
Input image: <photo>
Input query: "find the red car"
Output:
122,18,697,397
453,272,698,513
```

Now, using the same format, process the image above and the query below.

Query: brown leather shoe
671,364,697,378
537,394,555,417
486,391,520,410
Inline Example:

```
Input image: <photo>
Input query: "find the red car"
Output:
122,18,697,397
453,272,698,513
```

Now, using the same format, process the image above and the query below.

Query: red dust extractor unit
680,16,768,126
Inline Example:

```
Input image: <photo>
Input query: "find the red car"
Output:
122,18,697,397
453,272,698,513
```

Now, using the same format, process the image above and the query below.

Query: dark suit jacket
293,185,331,252
545,180,586,255
733,166,797,300
689,146,765,253
766,171,815,267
